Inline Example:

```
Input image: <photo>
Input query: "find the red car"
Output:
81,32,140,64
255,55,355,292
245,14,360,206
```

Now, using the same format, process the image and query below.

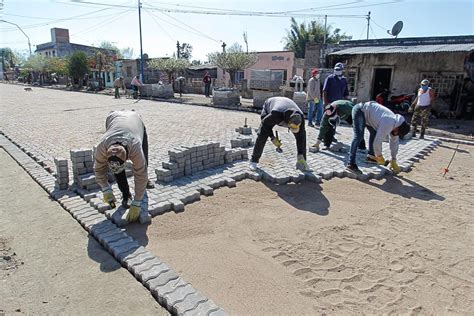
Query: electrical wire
369,24,378,40
371,18,389,32
159,11,221,43
70,9,132,37
144,10,174,42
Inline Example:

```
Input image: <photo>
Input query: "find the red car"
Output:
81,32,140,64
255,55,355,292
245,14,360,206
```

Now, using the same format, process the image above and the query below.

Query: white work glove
102,187,116,208
125,200,141,222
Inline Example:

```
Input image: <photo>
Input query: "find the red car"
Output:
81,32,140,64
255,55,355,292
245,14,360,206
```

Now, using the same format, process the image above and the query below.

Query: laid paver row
0,134,227,316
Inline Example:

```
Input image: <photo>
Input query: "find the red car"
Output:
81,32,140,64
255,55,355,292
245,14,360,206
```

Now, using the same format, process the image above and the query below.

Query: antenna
387,21,403,38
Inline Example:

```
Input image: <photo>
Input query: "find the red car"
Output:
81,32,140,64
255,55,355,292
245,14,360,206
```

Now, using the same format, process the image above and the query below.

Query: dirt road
0,149,168,315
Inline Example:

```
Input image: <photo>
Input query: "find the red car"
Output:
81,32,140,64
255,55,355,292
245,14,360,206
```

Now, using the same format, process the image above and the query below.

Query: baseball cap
334,62,344,71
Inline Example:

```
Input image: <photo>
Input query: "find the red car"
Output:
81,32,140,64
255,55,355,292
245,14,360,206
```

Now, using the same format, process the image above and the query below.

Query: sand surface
126,143,474,314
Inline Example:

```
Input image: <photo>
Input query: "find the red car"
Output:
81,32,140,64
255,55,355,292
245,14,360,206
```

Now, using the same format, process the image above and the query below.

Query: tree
191,60,202,66
99,41,122,59
120,47,134,59
0,47,20,69
177,42,193,60
46,57,68,75
68,51,89,86
148,57,189,83
207,43,257,87
283,18,352,58
89,49,114,89
24,54,48,84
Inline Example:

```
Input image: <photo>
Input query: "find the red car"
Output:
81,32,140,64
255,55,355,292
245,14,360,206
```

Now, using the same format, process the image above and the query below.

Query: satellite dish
387,21,403,37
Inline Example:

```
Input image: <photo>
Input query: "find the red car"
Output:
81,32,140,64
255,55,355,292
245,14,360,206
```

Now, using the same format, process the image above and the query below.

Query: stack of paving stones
0,134,227,316
230,136,253,148
53,157,69,190
70,148,97,190
155,141,248,183
235,126,253,135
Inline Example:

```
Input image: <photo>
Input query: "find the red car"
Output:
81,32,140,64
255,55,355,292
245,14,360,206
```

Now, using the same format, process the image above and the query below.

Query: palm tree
283,18,352,58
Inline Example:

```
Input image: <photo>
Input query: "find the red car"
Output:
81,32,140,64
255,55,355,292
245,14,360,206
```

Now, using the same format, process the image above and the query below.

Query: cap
107,144,127,163
324,103,337,117
398,121,411,139
288,113,302,134
311,68,319,76
334,62,344,71
420,79,430,85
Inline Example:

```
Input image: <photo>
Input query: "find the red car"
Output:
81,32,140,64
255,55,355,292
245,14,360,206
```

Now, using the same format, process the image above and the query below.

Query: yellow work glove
125,200,141,222
271,137,282,148
296,154,310,171
102,188,116,208
311,140,321,152
375,155,386,165
390,159,401,174
314,97,319,103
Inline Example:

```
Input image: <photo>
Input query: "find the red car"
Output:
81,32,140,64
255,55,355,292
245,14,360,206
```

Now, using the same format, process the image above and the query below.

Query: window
347,68,358,95
421,72,464,97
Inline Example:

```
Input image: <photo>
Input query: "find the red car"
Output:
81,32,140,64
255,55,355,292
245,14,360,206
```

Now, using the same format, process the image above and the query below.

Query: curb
0,134,227,316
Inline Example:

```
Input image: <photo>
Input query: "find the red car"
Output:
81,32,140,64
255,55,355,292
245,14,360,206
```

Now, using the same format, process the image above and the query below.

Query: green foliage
148,57,189,82
46,57,68,75
207,43,257,87
1,47,21,69
68,51,90,82
99,41,122,58
24,54,48,72
178,42,193,60
283,18,352,58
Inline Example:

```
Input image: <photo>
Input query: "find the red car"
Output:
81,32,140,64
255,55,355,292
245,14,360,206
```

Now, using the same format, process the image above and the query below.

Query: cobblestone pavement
0,83,440,221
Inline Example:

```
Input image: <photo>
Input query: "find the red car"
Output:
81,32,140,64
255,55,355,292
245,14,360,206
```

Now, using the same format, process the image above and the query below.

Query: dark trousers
114,128,149,200
251,122,306,163
204,83,211,97
348,105,375,165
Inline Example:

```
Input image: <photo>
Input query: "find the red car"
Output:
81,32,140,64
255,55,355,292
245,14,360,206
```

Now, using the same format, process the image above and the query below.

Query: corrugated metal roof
329,44,474,55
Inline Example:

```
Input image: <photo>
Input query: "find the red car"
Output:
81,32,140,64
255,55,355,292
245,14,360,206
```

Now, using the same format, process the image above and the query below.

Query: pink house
217,50,296,86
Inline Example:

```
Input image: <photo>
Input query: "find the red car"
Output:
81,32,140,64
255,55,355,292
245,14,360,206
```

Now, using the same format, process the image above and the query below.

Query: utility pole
221,42,226,53
138,0,144,82
366,11,371,40
176,41,180,58
0,19,32,55
243,31,248,53
322,14,327,67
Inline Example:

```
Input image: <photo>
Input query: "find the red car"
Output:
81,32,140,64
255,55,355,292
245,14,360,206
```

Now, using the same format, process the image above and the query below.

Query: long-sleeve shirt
113,78,125,89
94,110,148,201
306,76,321,101
360,101,405,159
318,100,354,141
323,74,349,104
131,77,143,87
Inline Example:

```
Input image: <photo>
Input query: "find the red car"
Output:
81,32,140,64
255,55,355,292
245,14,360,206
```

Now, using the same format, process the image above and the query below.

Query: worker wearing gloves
249,97,309,171
346,101,410,174
94,110,153,223
312,100,366,152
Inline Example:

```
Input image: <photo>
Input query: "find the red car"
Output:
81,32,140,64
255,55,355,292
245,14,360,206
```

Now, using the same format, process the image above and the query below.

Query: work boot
420,129,425,139
346,163,362,174
410,126,417,138
122,192,132,209
146,180,155,189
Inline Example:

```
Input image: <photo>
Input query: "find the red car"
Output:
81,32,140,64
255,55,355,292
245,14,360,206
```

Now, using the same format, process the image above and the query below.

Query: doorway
372,68,392,100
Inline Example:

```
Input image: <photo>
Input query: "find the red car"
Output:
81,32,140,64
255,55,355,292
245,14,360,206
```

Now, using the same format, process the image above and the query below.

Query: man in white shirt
410,79,435,139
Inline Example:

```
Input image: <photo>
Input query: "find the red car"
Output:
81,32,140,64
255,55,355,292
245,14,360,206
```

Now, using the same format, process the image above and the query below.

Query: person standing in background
306,68,322,127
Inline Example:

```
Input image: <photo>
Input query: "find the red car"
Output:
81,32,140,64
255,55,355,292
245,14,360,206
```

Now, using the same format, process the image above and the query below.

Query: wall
339,52,468,102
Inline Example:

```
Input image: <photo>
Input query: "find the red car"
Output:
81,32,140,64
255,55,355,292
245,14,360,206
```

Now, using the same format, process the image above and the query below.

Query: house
328,35,474,117
35,28,117,87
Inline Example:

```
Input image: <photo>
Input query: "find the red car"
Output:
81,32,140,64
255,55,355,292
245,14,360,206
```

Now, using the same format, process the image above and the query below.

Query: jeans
114,87,120,98
115,127,149,200
307,99,323,124
349,104,376,165
204,83,211,97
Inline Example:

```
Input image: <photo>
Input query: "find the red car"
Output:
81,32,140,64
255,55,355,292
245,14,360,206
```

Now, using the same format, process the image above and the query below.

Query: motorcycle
376,89,415,115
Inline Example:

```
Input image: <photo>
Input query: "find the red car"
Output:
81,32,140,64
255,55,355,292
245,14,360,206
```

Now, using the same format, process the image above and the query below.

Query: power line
159,11,221,43
369,24,378,40
371,18,389,32
70,9,132,37
2,11,131,21
144,10,174,42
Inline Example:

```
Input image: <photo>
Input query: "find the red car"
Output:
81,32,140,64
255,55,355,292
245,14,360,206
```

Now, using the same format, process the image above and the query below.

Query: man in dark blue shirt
323,62,349,105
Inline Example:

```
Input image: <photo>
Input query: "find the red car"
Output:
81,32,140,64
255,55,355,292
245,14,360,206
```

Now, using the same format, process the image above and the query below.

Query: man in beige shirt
113,76,125,99
94,110,153,223
306,68,322,127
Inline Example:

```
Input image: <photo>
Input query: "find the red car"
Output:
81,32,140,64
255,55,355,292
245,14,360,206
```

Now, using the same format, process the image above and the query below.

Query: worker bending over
312,100,366,151
94,110,153,223
346,101,410,174
250,97,309,171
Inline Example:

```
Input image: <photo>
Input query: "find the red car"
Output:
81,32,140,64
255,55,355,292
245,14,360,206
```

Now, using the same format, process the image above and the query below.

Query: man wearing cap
311,100,365,152
249,97,309,171
409,79,435,139
113,76,125,99
94,110,153,223
346,101,411,174
306,68,322,127
323,62,349,106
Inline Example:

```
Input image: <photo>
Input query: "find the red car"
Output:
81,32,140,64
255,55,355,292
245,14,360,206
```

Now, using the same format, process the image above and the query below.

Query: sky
1,0,473,61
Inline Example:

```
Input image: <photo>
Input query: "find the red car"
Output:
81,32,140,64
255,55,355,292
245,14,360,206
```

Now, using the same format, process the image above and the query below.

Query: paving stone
173,292,209,315
163,283,196,311
124,251,156,271
135,260,167,282
146,268,179,291
182,299,224,316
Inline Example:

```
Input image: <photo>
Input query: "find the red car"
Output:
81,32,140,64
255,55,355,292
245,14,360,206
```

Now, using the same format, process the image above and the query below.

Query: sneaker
308,122,314,127
366,155,378,164
249,161,258,171
346,163,362,174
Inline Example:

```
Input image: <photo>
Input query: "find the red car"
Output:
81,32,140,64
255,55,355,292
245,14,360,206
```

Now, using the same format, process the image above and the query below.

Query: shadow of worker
87,205,150,273
366,175,445,201
263,180,331,216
